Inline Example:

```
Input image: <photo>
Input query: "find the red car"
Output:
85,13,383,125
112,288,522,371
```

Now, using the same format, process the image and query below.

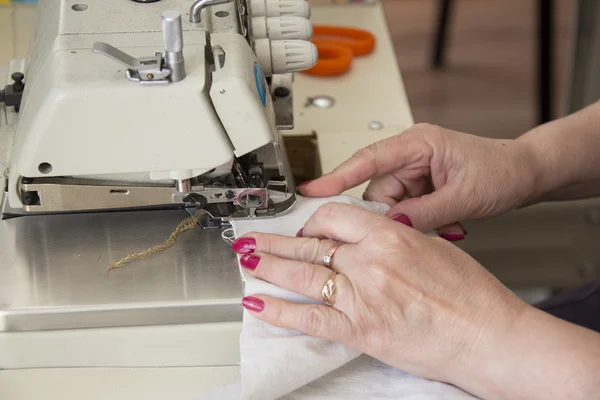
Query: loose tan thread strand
106,210,207,274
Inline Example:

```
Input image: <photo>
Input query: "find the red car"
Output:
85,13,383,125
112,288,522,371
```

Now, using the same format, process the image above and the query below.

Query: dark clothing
536,279,600,333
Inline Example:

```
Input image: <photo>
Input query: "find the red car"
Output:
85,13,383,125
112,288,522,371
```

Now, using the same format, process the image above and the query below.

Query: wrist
502,138,554,208
515,133,572,203
515,101,600,202
457,303,600,399
449,296,529,399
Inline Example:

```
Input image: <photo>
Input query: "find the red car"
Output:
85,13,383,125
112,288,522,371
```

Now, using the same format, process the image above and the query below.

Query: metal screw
11,72,24,85
182,193,207,207
274,87,290,98
146,73,155,80
368,121,384,130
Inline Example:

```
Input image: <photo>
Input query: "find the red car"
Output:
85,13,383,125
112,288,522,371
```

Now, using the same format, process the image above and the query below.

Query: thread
106,209,207,273
221,228,236,243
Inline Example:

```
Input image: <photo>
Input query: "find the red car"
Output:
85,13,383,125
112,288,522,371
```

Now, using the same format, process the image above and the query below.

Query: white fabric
198,195,477,400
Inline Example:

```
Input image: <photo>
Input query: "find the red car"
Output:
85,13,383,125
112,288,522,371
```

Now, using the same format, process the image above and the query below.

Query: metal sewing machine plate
0,209,243,332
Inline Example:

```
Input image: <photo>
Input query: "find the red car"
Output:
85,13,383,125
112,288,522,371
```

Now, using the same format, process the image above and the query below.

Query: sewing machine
0,1,414,399
0,0,316,396
1,0,319,224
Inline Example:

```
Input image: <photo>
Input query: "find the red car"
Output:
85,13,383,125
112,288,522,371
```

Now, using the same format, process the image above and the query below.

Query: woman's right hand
298,123,546,234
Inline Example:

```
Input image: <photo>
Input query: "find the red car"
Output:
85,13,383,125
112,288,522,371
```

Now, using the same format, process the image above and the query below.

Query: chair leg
538,0,554,124
432,0,453,69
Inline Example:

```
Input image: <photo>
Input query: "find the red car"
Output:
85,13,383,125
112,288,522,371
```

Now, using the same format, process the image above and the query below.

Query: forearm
518,100,600,202
463,306,600,400
533,179,600,203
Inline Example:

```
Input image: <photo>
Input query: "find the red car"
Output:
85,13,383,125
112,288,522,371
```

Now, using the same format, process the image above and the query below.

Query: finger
239,252,352,302
241,295,354,344
234,233,343,266
385,184,464,233
362,174,405,206
435,222,467,236
362,176,465,236
299,129,435,197
435,222,467,241
303,202,401,244
403,175,433,199
363,175,432,205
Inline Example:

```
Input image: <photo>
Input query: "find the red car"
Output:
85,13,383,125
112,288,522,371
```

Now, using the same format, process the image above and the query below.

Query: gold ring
322,242,342,268
321,271,338,306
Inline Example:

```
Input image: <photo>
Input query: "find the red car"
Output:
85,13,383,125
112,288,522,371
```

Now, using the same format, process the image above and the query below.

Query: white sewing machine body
3,0,318,221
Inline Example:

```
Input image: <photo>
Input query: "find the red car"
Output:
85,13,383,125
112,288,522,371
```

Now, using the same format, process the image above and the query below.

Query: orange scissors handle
305,39,353,77
304,25,376,77
313,26,376,56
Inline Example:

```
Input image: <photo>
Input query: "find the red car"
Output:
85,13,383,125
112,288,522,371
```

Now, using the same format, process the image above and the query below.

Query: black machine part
0,72,25,112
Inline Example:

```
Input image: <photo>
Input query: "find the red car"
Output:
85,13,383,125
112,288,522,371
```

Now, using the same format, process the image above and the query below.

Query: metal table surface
0,209,243,332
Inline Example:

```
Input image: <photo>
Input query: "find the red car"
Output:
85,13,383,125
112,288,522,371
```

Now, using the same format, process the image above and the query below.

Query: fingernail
240,254,260,270
296,180,313,189
439,233,465,242
296,228,303,237
242,296,264,312
232,237,256,254
392,214,412,227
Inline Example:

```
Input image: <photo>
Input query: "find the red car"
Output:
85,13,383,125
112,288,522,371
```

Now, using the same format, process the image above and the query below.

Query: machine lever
190,0,234,23
92,10,186,85
92,42,140,70
92,42,171,85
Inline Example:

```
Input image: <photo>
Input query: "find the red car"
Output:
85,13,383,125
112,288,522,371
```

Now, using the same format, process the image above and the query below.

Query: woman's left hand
232,202,528,396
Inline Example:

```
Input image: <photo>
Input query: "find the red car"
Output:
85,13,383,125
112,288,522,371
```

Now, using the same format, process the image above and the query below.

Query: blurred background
383,0,575,139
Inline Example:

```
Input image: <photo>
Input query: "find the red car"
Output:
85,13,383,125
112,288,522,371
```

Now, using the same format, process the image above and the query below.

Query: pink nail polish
439,233,465,242
242,296,264,312
296,228,303,237
392,214,412,227
296,180,313,189
232,237,256,254
240,254,260,270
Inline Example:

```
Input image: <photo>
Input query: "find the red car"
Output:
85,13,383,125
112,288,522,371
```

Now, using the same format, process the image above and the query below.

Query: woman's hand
233,203,600,400
298,124,545,235
234,202,527,396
